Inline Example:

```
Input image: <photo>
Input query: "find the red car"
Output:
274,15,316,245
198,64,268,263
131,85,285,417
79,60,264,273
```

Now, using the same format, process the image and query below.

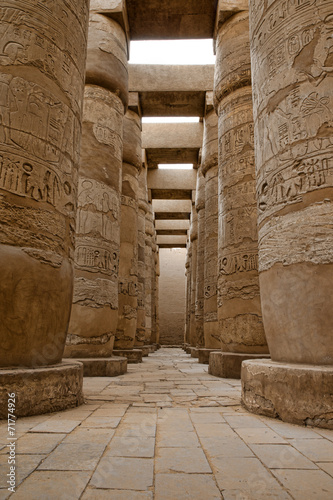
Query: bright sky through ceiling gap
158,164,194,170
129,39,216,65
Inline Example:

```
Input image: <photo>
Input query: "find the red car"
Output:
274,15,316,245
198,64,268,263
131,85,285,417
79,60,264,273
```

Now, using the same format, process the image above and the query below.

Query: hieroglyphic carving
218,252,259,276
75,245,118,276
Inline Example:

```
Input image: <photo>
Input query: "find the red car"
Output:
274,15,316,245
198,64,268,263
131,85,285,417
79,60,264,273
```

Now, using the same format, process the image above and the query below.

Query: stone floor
1,348,333,499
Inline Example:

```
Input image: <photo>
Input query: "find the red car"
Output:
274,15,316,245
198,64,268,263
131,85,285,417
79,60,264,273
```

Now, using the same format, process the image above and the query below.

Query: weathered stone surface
194,168,205,347
115,110,141,349
209,351,270,379
77,356,127,377
66,86,123,359
0,0,90,367
242,359,333,429
215,12,267,356
144,204,154,344
249,0,333,365
136,166,148,346
159,248,186,346
190,348,199,359
185,244,192,345
113,349,143,363
202,107,220,349
198,348,220,365
0,361,83,418
190,203,199,346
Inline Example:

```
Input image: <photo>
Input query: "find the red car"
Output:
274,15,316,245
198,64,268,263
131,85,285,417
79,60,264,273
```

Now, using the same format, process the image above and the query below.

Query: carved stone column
114,105,142,363
150,233,158,347
64,10,128,376
135,166,148,347
155,245,160,348
145,203,154,346
184,242,192,348
194,168,205,352
0,0,90,416
242,0,333,428
203,102,220,348
189,202,198,353
210,10,268,379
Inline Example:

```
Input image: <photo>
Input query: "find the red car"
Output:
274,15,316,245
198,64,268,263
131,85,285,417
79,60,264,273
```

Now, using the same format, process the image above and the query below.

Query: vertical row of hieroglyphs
65,4,128,358
0,0,90,366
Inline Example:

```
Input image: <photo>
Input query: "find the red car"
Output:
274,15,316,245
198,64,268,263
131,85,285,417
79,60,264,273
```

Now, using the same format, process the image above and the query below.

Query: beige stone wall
159,248,186,345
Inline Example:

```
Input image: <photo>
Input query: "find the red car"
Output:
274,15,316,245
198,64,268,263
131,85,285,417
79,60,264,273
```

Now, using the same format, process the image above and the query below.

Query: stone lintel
146,148,200,169
76,357,127,377
155,220,190,230
152,199,192,212
159,243,186,248
198,348,220,364
242,359,333,430
205,91,215,114
208,352,271,379
148,169,197,191
128,92,142,116
113,349,143,363
157,229,188,236
0,361,83,418
156,235,187,245
129,65,214,92
142,123,203,149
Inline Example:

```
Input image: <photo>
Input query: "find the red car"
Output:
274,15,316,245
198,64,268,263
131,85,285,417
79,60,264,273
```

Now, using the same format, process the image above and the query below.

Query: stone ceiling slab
146,148,199,169
142,123,203,149
129,65,214,92
126,0,217,40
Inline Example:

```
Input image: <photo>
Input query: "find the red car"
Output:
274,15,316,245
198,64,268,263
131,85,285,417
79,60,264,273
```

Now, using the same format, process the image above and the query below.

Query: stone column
0,0,90,417
184,242,192,348
242,0,333,428
64,10,128,376
135,166,148,347
189,202,198,354
202,98,220,360
114,103,142,364
194,169,205,354
155,246,160,348
210,10,268,379
144,203,154,346
150,232,158,348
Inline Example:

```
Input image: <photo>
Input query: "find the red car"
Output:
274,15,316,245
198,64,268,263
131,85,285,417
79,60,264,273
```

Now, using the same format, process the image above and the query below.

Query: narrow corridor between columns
1,349,333,499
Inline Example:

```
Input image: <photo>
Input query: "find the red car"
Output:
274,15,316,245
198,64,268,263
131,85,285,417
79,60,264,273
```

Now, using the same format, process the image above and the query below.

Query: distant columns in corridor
194,168,205,348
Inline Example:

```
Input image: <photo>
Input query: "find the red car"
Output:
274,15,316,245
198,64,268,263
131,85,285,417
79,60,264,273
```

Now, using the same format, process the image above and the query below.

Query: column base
209,352,271,379
198,348,220,364
0,360,83,418
190,347,199,358
242,359,333,429
77,357,127,377
185,346,192,354
113,349,143,363
140,346,150,357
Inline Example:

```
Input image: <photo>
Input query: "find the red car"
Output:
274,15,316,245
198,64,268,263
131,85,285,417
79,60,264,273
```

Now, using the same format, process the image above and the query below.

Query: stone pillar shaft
215,11,267,357
66,12,128,359
0,0,89,367
195,169,205,347
136,168,148,346
144,204,154,344
202,106,220,349
190,203,199,346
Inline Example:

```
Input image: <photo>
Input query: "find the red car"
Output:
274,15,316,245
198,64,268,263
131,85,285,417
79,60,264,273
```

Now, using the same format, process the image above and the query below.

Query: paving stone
82,490,153,500
38,443,106,471
264,420,323,439
155,473,222,500
200,436,254,458
11,471,91,499
212,457,291,499
157,431,200,448
193,423,237,438
313,428,333,442
317,462,333,477
156,446,211,473
30,420,81,434
272,469,333,500
80,416,122,428
90,457,154,490
288,438,333,462
116,423,156,438
0,454,44,488
235,428,288,444
249,444,318,469
190,413,225,423
105,436,155,458
17,433,66,454
223,415,269,428
62,428,115,445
